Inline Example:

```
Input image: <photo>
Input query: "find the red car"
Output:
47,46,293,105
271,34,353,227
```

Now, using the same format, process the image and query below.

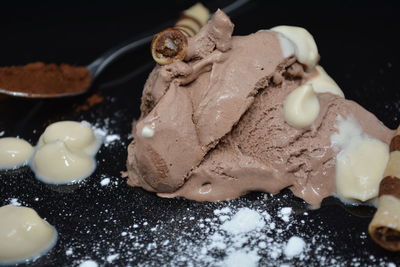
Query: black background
1,0,400,266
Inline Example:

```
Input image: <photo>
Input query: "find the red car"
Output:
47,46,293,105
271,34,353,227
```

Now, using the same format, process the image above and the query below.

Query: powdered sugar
100,178,110,186
284,236,306,258
221,207,266,234
106,253,119,263
90,117,125,148
1,109,396,266
66,248,73,256
222,250,260,267
8,197,22,206
104,134,120,147
278,207,292,222
78,260,98,267
59,191,397,266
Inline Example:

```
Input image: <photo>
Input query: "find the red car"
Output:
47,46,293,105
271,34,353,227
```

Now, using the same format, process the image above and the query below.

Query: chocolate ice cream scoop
126,10,393,208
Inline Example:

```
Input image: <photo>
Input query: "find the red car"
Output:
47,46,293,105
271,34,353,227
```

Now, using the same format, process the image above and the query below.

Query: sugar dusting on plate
61,192,397,267
2,109,397,266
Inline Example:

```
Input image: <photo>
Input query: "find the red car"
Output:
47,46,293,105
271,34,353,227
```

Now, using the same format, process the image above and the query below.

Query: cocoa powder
0,62,91,96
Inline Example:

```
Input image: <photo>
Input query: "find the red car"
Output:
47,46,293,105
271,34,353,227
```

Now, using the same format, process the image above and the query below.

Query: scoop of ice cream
126,10,394,206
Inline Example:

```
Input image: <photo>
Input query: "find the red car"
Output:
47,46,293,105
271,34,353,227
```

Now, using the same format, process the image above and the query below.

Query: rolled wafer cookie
151,3,210,65
369,127,400,251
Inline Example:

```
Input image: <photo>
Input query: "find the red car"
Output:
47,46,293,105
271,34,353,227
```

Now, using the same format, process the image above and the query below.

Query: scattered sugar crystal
209,233,227,250
104,134,120,146
100,178,111,186
9,198,21,206
284,236,306,258
219,215,230,222
221,208,265,234
106,253,119,263
222,250,260,267
79,260,98,267
278,207,292,222
258,241,267,249
33,188,395,266
214,207,232,215
65,248,73,256
92,127,107,138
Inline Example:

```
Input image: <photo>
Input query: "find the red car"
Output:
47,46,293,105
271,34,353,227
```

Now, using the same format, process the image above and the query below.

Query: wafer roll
151,3,210,65
369,127,400,251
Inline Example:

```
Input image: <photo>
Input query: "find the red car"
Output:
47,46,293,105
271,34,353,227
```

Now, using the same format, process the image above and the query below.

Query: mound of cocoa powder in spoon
0,62,91,96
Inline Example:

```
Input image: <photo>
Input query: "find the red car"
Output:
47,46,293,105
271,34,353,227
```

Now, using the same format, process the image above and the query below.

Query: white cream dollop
0,137,34,169
307,65,344,97
271,25,319,70
274,32,296,58
283,84,320,128
331,116,389,202
141,126,155,139
32,141,95,184
38,121,101,155
0,205,57,265
32,121,102,184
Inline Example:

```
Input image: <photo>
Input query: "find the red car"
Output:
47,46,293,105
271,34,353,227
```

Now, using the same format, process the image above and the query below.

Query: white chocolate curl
271,26,319,70
283,84,320,128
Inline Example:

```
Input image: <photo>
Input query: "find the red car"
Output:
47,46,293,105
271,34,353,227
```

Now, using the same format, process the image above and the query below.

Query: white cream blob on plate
0,205,58,265
37,121,102,155
0,137,34,170
31,121,103,184
32,141,96,184
331,116,389,202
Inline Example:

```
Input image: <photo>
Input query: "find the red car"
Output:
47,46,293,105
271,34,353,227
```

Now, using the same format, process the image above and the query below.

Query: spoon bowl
0,0,250,99
0,35,154,98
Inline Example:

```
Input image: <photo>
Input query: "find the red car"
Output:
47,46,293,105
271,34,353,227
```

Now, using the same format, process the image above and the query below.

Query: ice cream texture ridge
126,10,395,208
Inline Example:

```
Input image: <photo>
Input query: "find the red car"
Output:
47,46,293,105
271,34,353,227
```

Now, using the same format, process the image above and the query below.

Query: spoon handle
87,34,154,78
87,0,251,80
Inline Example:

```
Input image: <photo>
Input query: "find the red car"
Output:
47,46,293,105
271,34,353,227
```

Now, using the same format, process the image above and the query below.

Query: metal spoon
0,34,154,98
0,0,250,98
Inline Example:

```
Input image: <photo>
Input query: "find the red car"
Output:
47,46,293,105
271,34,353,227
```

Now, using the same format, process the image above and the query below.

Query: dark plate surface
1,0,400,266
